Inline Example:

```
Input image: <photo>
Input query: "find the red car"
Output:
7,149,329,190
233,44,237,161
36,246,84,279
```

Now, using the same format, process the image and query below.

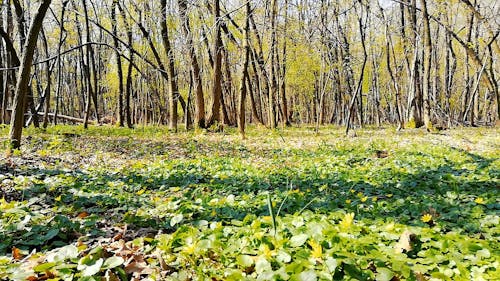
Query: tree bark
420,0,433,129
9,0,52,150
178,0,205,129
160,0,181,132
111,0,124,127
238,1,251,139
206,0,223,128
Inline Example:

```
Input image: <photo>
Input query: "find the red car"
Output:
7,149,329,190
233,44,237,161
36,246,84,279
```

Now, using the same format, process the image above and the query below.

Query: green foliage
0,125,498,280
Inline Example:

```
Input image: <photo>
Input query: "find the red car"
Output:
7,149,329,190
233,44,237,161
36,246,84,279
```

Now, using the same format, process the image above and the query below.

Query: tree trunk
9,0,52,150
160,0,180,132
111,0,124,127
269,0,278,129
238,1,251,139
420,0,433,129
206,0,223,128
45,3,67,128
178,0,205,129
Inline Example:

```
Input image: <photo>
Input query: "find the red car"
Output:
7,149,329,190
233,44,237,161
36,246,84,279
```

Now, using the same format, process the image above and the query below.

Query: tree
9,0,52,150
238,1,251,139
206,0,223,128
420,0,433,129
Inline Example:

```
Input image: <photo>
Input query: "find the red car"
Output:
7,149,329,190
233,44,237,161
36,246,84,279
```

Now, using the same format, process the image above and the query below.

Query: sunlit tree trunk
206,0,223,128
420,0,433,129
238,1,251,139
178,0,205,129
9,0,52,150
160,0,180,132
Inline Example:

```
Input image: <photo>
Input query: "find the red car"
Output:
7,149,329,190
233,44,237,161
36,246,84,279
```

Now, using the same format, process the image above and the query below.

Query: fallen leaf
77,211,90,218
394,231,415,253
12,246,23,260
125,261,154,275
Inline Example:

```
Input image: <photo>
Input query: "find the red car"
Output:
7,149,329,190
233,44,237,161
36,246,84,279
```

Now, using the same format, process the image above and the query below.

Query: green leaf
290,234,308,247
103,256,124,269
376,267,395,281
325,257,338,273
236,255,254,267
298,270,317,281
276,250,292,263
57,245,79,260
44,228,59,241
170,214,184,227
34,262,57,272
81,258,103,276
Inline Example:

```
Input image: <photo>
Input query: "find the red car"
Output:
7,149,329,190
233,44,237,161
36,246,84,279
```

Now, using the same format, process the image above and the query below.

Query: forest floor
0,125,498,281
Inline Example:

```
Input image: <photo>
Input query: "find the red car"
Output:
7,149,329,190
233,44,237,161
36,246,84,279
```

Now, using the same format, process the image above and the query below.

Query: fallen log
36,112,96,124
5,109,96,124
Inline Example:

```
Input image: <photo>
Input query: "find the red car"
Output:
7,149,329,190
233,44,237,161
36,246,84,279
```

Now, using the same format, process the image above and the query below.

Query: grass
0,125,498,280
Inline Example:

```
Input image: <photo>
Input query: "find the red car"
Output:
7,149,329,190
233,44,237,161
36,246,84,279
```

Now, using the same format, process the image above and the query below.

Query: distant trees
1,0,498,148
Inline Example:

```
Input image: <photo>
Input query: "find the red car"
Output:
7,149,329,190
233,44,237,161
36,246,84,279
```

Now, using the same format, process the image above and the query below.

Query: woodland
0,0,499,280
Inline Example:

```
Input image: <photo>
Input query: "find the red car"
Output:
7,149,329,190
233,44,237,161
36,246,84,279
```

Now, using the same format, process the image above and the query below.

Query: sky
378,0,394,9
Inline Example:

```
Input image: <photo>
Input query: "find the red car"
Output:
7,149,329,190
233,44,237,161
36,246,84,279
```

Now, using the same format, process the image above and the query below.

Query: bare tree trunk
160,0,180,132
420,0,433,129
280,0,290,126
111,0,124,127
269,0,278,129
206,0,223,128
238,1,250,139
346,3,368,135
9,0,51,150
45,4,67,128
118,3,134,128
53,2,68,126
178,0,205,129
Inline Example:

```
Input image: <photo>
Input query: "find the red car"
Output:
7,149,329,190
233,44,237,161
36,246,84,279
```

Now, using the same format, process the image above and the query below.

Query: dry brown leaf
77,211,90,218
12,246,23,260
105,269,121,281
124,261,154,275
112,233,123,241
394,230,415,253
415,272,428,281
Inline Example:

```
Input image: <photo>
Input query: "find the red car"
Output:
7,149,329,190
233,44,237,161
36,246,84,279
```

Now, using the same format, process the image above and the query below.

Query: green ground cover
0,125,498,280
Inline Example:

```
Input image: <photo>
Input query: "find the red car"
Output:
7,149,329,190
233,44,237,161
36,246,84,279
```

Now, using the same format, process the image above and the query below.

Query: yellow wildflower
340,213,355,230
421,214,433,223
474,197,485,204
361,196,368,202
308,240,323,260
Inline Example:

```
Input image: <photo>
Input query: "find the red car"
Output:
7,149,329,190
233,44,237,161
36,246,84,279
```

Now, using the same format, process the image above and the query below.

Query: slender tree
9,0,52,150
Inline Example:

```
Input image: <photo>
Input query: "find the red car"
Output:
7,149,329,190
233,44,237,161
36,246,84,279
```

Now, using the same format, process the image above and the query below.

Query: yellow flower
182,240,198,255
361,196,368,202
345,199,351,204
260,244,275,258
474,197,485,204
372,197,378,202
340,213,355,230
421,214,433,223
308,240,323,260
387,194,393,198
